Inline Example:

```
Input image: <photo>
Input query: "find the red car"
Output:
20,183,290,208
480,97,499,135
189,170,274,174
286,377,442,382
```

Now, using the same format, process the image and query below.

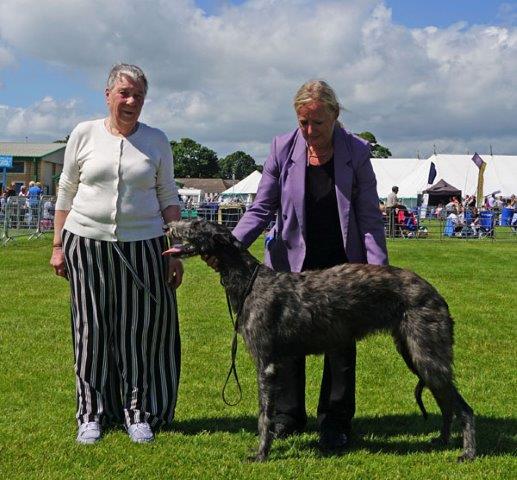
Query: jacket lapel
285,130,307,236
333,126,354,247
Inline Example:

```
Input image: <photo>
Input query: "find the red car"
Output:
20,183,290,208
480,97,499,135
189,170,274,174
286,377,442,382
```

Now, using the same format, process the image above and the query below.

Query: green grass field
0,236,515,479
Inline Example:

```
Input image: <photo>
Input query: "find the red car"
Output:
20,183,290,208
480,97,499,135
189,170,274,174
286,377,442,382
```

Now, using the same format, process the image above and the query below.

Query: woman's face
105,75,145,131
296,101,337,149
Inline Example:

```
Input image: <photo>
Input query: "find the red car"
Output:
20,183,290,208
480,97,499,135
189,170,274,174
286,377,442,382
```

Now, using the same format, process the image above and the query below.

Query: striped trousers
62,230,180,428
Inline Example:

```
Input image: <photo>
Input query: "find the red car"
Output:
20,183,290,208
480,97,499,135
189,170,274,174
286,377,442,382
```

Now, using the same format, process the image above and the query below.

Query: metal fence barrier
182,203,246,229
1,195,56,246
384,206,517,241
183,203,517,242
2,198,514,246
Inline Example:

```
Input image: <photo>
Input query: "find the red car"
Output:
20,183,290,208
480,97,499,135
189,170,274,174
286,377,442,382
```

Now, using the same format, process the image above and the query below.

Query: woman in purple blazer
232,80,388,450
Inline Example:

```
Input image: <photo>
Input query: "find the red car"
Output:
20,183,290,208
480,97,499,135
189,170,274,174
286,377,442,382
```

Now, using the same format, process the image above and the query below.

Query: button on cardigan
56,119,180,242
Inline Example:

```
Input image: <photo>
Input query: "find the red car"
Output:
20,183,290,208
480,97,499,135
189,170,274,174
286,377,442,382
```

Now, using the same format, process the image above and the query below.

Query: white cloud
0,0,516,160
0,97,86,141
0,45,14,70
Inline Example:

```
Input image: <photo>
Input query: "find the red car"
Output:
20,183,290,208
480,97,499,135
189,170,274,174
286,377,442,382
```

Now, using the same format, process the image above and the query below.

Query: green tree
171,138,219,178
219,151,258,179
356,131,392,158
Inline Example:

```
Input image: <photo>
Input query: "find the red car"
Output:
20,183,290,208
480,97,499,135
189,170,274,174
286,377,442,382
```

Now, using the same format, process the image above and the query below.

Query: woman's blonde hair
293,80,341,118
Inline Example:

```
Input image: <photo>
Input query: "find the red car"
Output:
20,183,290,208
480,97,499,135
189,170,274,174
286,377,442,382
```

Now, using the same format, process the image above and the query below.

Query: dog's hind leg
397,308,457,445
427,383,455,446
453,388,476,462
393,336,428,419
414,379,428,420
253,360,277,462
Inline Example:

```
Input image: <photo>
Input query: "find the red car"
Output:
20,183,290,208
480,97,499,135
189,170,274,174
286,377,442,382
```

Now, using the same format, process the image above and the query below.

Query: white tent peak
222,170,262,195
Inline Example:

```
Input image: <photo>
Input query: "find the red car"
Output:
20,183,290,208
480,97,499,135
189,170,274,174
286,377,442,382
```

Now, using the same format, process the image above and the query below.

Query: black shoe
318,428,349,451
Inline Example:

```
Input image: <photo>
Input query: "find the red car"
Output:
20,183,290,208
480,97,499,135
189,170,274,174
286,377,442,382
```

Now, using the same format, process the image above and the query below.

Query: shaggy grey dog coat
165,220,476,462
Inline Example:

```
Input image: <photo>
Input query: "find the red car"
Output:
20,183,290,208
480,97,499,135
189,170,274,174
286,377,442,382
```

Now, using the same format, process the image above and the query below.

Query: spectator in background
5,182,16,198
27,181,43,225
445,196,460,214
386,186,399,237
18,185,29,223
447,208,463,235
28,181,42,205
43,198,55,220
433,203,444,218
386,186,399,208
463,195,476,210
469,207,480,235
486,194,496,209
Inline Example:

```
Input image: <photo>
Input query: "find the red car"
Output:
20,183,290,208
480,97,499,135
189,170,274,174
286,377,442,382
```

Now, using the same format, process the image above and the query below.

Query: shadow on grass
171,413,516,457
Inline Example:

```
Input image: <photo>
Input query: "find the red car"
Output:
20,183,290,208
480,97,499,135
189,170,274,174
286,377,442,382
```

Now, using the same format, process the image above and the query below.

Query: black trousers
272,252,356,434
273,341,356,434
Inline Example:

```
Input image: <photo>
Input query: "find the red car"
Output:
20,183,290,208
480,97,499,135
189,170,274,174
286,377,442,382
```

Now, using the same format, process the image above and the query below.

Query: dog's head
163,220,243,258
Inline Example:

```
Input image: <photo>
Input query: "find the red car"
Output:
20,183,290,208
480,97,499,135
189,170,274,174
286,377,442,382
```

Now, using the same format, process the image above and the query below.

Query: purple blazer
232,125,388,272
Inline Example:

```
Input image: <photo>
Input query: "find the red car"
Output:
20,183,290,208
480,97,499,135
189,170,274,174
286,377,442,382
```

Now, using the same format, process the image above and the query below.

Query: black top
303,157,348,270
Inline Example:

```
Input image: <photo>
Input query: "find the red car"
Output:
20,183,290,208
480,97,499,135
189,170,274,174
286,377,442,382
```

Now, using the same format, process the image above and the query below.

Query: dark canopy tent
423,179,462,206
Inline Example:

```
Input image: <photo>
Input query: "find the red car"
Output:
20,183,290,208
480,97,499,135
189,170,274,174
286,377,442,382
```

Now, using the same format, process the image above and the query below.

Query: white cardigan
56,119,180,242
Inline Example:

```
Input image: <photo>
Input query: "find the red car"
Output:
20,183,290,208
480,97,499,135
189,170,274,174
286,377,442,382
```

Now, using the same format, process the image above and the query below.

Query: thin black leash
222,263,260,406
112,242,157,303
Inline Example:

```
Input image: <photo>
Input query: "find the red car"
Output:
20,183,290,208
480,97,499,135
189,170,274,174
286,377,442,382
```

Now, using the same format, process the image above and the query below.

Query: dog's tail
414,379,428,420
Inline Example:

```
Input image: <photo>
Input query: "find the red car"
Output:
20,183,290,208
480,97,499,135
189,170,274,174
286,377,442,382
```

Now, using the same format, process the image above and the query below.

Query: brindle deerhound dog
164,220,475,462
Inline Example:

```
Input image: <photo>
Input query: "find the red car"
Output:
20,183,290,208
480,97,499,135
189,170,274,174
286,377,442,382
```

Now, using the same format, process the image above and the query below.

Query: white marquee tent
370,158,424,198
372,154,517,201
221,170,262,204
217,157,516,207
483,155,517,197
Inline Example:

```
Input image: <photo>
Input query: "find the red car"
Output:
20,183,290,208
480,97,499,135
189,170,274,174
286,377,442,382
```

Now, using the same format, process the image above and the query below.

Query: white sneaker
127,422,154,443
77,422,102,444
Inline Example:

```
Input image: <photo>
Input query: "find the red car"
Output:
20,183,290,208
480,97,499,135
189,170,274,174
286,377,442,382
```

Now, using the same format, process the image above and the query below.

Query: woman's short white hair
293,80,341,118
106,63,148,95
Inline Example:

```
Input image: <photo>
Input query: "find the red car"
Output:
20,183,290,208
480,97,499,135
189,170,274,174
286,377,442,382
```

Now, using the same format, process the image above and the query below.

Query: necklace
307,145,334,165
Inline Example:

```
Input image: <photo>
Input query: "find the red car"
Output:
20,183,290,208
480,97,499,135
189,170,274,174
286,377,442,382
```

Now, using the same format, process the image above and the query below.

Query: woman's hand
201,254,219,272
168,257,184,289
50,246,68,279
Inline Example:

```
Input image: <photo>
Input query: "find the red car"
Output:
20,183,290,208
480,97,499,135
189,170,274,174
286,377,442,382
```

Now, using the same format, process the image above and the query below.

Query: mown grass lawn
0,235,515,479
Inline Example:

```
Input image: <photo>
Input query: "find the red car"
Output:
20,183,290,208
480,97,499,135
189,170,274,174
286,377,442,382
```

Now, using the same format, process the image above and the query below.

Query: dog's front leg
253,361,277,462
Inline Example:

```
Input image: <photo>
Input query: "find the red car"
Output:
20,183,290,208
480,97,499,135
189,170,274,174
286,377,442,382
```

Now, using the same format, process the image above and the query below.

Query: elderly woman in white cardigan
50,64,183,444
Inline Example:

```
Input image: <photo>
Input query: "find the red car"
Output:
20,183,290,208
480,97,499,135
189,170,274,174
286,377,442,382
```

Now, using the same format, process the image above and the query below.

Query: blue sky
374,0,513,27
1,0,516,159
194,0,512,27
